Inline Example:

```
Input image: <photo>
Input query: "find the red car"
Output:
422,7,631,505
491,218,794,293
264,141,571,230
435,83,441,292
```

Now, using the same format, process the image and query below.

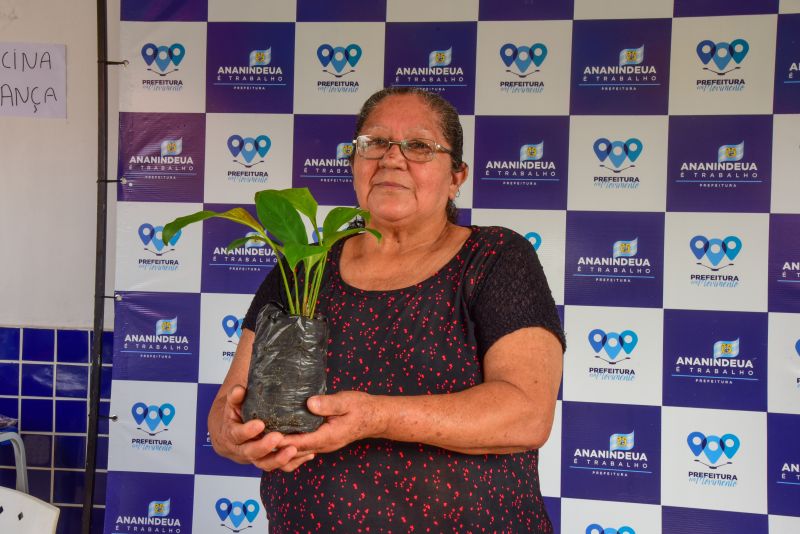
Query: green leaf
321,207,369,244
162,208,265,245
255,190,308,247
363,228,381,241
162,211,214,245
225,235,275,253
225,236,251,251
282,243,328,271
302,253,327,281
215,207,264,232
273,188,318,226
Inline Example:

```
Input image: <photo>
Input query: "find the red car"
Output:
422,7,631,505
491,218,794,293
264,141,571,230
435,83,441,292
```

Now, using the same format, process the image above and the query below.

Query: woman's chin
367,197,413,221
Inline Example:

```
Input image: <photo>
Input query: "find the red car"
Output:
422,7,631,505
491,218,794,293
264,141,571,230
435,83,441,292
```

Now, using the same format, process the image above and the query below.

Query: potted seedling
162,188,379,433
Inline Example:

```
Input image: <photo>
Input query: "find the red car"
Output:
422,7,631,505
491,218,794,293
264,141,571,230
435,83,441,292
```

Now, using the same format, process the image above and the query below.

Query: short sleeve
470,231,566,356
242,265,288,331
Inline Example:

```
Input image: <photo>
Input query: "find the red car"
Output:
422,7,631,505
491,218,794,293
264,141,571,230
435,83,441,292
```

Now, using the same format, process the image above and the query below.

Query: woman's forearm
208,394,235,458
373,379,554,454
373,327,562,454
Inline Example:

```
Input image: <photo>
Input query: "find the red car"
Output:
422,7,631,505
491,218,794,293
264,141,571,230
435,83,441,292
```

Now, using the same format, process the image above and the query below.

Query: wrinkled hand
211,385,315,472
280,391,385,455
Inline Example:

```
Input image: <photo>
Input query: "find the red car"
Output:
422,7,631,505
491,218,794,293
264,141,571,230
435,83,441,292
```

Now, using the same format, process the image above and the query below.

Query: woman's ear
449,162,469,199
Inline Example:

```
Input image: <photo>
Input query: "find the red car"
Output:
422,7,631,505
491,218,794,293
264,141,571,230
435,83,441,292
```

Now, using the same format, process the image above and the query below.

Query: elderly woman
208,87,565,532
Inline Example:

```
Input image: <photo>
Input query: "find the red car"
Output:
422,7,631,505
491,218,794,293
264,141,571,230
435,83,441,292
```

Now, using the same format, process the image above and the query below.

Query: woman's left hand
279,391,386,455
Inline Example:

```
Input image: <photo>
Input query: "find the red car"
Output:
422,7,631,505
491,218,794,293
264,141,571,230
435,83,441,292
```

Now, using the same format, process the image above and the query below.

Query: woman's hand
279,391,386,455
210,385,316,472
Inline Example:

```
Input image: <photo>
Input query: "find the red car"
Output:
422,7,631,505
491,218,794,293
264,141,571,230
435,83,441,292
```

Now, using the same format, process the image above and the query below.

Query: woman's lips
374,181,407,189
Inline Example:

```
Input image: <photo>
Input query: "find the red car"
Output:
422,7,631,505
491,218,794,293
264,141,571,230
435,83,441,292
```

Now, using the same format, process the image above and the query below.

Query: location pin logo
240,137,257,163
530,43,547,67
687,431,706,457
159,403,176,426
608,141,628,168
712,42,732,71
603,333,623,359
703,435,725,464
330,47,348,73
696,40,715,65
169,43,185,67
215,498,232,521
588,329,607,353
154,45,172,72
705,238,726,266
514,46,533,73
499,44,517,68
141,43,158,66
720,433,740,459
689,235,709,260
345,44,362,67
255,135,271,158
524,231,541,251
131,402,148,425
593,138,612,162
151,226,165,252
729,39,749,64
145,405,161,431
222,315,240,338
723,236,742,261
244,500,260,522
317,44,334,67
619,330,638,354
229,501,245,528
624,138,643,162
138,223,155,246
227,135,244,158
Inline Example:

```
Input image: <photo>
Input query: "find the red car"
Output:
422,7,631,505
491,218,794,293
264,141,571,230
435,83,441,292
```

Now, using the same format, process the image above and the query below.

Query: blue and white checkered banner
107,1,800,533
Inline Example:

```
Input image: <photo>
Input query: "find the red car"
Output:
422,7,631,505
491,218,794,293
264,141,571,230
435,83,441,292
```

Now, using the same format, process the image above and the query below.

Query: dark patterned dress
243,226,565,533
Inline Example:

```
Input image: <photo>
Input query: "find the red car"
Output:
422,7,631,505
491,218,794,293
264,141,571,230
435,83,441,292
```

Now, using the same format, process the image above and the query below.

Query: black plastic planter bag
242,302,329,434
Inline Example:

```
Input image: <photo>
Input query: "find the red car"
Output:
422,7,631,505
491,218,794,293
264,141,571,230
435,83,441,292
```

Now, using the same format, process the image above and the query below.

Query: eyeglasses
352,135,453,163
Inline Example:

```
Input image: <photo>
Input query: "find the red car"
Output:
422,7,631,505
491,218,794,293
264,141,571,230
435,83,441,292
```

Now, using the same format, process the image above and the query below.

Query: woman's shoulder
468,225,533,252
456,226,536,284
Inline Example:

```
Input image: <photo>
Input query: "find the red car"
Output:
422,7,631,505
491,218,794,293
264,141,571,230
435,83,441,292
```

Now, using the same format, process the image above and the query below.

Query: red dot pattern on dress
260,227,554,533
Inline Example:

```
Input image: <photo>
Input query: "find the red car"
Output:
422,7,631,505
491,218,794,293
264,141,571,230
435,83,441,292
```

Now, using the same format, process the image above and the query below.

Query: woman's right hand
211,384,316,473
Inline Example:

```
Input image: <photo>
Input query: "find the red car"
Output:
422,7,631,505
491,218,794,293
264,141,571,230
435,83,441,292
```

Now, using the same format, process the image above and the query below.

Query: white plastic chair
0,431,28,492
0,485,60,533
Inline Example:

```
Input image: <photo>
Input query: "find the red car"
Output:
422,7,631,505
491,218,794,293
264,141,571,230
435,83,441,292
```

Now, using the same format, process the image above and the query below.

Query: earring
455,188,461,198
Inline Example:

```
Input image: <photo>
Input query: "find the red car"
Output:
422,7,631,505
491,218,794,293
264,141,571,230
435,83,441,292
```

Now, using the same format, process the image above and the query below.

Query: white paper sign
0,42,66,118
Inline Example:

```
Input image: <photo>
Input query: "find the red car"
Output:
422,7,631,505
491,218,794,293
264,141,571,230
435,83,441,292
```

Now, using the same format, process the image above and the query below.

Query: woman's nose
379,142,406,166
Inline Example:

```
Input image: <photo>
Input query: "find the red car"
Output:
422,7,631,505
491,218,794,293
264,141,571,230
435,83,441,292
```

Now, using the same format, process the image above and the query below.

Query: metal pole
83,0,109,530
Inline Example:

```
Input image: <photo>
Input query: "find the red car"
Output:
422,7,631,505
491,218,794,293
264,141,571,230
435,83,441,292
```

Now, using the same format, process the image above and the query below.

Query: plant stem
258,231,295,315
308,252,328,318
293,268,300,316
302,259,311,316
277,260,295,315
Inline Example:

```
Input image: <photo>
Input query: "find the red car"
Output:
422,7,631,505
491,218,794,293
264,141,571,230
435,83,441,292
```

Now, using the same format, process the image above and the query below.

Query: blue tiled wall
0,326,113,534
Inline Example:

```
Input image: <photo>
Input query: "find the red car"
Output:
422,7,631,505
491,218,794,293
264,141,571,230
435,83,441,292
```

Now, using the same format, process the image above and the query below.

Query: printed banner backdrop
108,1,800,532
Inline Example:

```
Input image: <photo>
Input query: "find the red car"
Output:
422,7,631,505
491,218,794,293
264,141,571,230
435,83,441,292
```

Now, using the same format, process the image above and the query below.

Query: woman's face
352,94,466,227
